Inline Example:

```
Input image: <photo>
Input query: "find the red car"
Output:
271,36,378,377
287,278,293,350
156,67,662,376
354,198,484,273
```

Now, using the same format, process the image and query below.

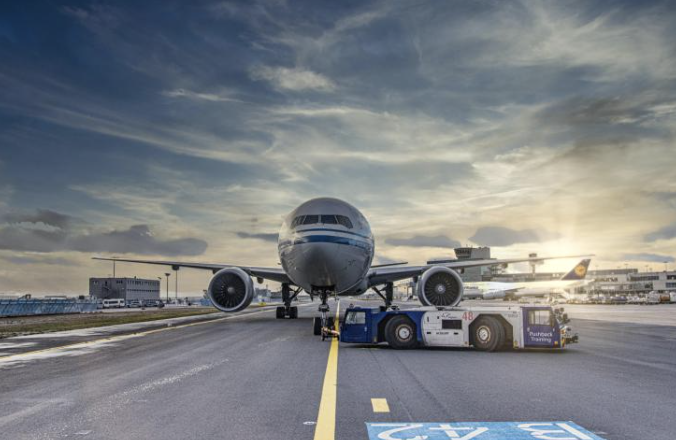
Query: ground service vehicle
341,305,577,351
102,299,125,309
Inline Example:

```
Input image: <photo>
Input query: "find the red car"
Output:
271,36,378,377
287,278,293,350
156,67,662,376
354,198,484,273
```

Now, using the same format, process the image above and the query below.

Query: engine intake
207,267,254,312
417,266,464,307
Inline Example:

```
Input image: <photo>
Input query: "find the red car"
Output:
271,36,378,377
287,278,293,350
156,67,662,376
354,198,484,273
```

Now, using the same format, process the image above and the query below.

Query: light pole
164,273,171,303
173,266,179,302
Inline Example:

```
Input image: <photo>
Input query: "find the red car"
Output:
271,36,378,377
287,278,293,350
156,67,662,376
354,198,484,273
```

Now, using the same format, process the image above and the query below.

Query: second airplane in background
463,259,592,301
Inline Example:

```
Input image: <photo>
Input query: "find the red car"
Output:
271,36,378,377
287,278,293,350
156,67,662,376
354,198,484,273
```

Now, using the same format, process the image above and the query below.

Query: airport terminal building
89,277,161,302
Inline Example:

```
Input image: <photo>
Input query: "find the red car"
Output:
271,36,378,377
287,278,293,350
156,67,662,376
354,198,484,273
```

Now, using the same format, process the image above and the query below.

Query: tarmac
0,300,675,440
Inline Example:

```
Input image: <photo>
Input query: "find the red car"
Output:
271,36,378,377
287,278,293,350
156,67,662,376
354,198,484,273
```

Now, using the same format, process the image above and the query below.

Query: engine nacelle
207,267,254,312
417,266,464,307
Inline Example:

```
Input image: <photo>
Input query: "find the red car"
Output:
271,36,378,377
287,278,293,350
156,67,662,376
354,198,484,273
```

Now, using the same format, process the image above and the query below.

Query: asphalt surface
1,300,675,440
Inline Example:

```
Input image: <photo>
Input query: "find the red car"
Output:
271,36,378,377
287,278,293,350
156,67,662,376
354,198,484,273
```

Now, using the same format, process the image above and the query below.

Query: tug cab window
345,311,365,325
336,215,353,229
528,310,553,326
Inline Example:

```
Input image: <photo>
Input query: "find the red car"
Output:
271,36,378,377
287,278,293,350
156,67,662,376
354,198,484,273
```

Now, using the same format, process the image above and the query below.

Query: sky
1,0,676,295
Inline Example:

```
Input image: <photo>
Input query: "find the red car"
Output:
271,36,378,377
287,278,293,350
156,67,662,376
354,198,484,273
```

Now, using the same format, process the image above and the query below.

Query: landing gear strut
372,282,395,310
312,288,339,340
276,283,300,319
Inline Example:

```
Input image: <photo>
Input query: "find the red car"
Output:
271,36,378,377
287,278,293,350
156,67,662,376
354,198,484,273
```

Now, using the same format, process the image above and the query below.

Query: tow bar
321,327,340,341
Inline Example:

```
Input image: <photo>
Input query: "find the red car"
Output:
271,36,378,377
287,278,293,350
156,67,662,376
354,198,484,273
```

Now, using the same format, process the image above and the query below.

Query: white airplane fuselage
278,197,374,294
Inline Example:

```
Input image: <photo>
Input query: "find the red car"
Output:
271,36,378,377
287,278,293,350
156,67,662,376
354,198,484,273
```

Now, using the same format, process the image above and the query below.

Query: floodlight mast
164,273,171,303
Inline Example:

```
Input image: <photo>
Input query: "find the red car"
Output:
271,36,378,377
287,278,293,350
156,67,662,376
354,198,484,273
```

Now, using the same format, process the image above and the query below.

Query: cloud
469,226,560,247
161,88,240,103
3,209,76,229
236,231,278,242
2,255,77,266
0,211,207,256
622,253,675,263
386,235,460,249
250,66,336,92
68,225,207,255
645,224,676,242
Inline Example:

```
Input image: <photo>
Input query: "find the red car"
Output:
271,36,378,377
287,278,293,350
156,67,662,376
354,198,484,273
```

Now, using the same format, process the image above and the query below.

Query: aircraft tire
313,317,322,335
289,307,298,319
275,306,285,319
327,316,335,330
384,315,418,349
471,316,504,352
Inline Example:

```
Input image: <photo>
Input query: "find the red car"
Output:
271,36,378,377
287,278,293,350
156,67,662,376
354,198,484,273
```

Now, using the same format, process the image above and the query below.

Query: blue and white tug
340,304,578,351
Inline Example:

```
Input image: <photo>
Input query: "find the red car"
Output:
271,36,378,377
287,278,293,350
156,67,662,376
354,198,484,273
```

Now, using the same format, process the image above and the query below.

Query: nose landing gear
312,288,340,340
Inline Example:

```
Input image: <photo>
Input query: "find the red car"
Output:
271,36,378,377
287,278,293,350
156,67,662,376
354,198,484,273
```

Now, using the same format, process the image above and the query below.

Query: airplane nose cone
290,242,342,288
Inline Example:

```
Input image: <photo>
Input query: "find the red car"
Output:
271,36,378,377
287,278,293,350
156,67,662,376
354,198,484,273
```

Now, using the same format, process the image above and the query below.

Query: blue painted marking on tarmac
366,421,606,440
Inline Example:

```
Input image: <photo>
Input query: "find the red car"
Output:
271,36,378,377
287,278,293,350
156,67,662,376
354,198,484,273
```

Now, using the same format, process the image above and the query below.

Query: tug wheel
384,316,418,349
471,316,505,352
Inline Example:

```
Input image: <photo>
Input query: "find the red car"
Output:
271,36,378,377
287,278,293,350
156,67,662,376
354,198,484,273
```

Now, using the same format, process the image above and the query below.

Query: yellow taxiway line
371,398,390,413
313,303,341,440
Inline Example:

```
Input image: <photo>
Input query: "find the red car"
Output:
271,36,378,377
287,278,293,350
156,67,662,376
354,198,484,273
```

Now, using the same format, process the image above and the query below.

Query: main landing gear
275,283,300,319
371,282,395,311
312,288,339,341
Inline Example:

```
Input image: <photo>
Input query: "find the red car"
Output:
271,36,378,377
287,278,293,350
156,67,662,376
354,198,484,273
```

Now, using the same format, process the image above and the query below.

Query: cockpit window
320,215,338,224
291,216,305,228
302,215,319,225
336,215,353,229
292,214,352,228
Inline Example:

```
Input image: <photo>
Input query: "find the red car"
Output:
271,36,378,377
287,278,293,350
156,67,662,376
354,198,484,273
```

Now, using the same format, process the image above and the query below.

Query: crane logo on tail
574,264,587,277
561,259,591,281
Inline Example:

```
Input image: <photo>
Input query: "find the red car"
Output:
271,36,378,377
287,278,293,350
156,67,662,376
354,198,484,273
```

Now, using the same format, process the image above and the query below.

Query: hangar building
89,277,160,302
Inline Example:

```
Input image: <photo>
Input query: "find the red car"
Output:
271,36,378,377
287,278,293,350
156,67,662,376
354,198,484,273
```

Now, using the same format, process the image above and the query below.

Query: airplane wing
92,257,292,284
366,254,592,287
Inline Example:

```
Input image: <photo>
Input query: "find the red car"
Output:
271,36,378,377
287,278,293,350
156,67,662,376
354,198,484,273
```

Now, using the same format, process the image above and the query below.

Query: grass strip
0,308,217,339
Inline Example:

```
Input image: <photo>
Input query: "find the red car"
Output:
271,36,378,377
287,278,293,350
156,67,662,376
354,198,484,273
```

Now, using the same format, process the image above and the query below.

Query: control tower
455,247,495,282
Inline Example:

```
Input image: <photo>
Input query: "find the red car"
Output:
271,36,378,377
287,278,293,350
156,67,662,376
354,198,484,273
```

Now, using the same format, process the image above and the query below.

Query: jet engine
417,266,464,307
207,267,254,312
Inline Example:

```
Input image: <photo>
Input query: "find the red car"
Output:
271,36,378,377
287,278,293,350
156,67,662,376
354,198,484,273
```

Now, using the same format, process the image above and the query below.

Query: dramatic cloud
1,1,676,293
645,224,676,242
386,235,461,249
0,211,208,256
469,227,560,247
622,253,675,263
236,232,279,243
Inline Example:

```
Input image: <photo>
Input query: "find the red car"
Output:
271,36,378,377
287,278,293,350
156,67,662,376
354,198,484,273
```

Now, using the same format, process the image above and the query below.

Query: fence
0,299,99,318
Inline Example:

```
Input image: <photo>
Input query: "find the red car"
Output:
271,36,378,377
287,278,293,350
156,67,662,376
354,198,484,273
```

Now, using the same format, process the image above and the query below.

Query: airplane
94,197,590,336
465,259,592,301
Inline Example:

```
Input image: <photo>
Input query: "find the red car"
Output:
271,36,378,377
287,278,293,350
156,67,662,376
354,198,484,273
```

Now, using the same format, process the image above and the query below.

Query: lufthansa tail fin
560,259,591,281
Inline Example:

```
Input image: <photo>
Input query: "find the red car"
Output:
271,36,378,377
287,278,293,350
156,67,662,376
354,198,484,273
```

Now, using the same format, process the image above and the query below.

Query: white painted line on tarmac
366,422,606,439
0,304,313,367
